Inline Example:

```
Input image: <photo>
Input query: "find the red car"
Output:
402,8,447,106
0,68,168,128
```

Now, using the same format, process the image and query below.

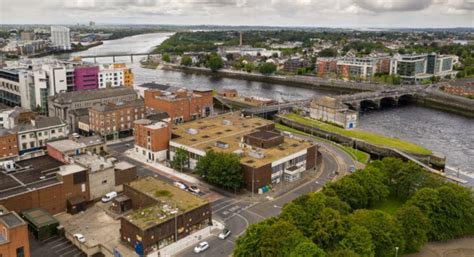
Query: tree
195,150,242,190
260,219,309,257
338,225,375,257
330,249,360,257
171,148,188,171
396,206,429,252
258,62,277,75
207,53,223,72
376,158,425,199
349,210,405,257
244,62,255,73
325,177,368,209
234,218,278,257
318,48,338,57
311,208,348,250
180,55,192,66
162,53,170,62
351,166,389,207
289,242,327,257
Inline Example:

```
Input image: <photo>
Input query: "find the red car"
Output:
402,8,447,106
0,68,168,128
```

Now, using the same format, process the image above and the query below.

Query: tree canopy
195,150,242,189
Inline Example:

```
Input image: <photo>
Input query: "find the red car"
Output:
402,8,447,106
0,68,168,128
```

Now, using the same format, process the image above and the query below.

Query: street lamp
395,246,399,257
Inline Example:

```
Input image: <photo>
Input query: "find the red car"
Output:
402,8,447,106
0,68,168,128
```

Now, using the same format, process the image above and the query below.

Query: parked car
218,228,231,240
348,165,356,173
73,233,86,243
174,181,189,190
101,191,118,203
194,241,209,253
188,185,201,194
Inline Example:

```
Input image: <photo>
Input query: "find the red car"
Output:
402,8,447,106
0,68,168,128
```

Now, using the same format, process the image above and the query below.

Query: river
69,33,473,176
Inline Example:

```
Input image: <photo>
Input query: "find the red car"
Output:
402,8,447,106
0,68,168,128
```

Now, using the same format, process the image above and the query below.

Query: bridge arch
398,94,415,105
360,99,379,111
380,97,398,109
344,103,359,111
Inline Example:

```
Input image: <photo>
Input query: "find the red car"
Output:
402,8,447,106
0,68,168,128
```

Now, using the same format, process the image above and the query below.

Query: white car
218,229,231,239
73,233,86,243
174,181,188,190
188,185,201,194
194,241,209,253
101,191,118,203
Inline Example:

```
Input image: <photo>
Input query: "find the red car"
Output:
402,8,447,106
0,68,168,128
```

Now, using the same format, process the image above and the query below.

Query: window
16,247,24,257
21,135,26,139
30,142,35,148
101,179,107,184
51,129,55,134
58,128,62,132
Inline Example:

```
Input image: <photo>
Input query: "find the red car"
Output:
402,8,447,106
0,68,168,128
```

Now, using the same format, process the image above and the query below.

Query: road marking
43,236,59,243
235,213,250,237
213,200,239,213
56,244,74,253
60,247,81,257
211,198,234,209
51,241,69,249
46,237,63,245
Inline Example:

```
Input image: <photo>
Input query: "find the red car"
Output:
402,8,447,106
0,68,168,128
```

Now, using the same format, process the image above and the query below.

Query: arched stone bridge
338,86,425,110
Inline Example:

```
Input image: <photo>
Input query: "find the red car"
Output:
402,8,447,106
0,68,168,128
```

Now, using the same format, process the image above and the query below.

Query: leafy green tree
258,62,277,75
311,208,348,250
351,166,389,207
325,177,368,209
330,249,360,257
349,210,405,257
244,62,256,73
376,158,425,199
395,205,429,252
260,219,309,257
318,48,338,57
289,242,327,257
338,225,375,257
207,53,223,72
195,150,242,190
180,55,193,66
162,53,170,62
171,148,188,171
234,218,278,257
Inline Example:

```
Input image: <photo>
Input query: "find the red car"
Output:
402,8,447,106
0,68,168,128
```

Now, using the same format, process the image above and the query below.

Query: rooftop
50,87,137,104
47,136,104,153
0,155,64,200
124,177,208,230
15,116,66,132
90,99,144,113
171,112,313,168
22,208,59,229
72,153,113,173
114,161,135,171
0,211,26,229
57,164,87,177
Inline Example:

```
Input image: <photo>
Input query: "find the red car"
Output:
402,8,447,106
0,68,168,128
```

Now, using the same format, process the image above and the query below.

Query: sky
1,0,473,28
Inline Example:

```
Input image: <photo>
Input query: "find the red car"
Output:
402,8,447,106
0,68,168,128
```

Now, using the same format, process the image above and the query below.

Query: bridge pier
131,54,134,63
93,56,97,63
112,56,116,62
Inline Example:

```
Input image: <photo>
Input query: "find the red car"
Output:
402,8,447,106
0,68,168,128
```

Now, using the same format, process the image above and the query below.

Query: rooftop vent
249,149,265,159
186,128,198,135
201,135,210,139
215,141,229,149
222,119,232,125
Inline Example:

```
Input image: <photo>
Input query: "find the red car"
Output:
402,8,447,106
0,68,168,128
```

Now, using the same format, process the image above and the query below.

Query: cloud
354,0,434,12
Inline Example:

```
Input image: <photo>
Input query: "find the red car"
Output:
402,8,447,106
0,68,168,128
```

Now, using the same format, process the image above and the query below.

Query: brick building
142,83,213,124
88,99,145,140
169,112,319,192
119,177,212,256
133,114,171,162
0,129,18,160
46,135,106,163
0,205,30,257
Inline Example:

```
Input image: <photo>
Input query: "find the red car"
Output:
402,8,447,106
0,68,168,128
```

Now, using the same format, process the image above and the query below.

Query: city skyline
1,0,473,28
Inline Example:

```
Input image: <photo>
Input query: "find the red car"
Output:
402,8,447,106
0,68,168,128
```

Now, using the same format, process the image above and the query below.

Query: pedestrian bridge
75,52,152,63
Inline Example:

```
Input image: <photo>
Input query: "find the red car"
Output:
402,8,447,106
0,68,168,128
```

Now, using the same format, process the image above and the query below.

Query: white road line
211,198,235,209
56,244,74,253
213,200,239,213
51,241,69,249
60,247,81,257
46,237,62,245
235,213,250,237
43,236,59,243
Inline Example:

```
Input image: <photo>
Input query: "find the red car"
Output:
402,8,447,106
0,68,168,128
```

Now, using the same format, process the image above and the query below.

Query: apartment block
0,129,18,160
142,83,213,124
74,66,99,91
133,113,170,162
50,26,71,51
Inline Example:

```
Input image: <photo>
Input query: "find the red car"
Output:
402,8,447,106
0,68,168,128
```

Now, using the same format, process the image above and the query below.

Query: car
174,181,189,190
73,233,86,243
194,241,209,253
188,185,201,194
72,133,80,139
218,228,231,240
348,165,356,173
101,191,118,203
125,143,130,147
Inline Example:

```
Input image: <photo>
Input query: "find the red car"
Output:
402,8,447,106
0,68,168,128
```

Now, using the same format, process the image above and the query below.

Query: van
101,191,117,203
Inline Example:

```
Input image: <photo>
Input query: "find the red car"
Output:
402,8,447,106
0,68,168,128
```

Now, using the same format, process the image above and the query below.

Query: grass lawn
284,113,432,155
371,196,405,215
275,123,370,164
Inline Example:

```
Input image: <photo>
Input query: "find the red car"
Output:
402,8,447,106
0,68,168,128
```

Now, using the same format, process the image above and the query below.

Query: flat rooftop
47,136,104,153
0,156,64,200
171,112,314,168
73,154,113,173
124,177,208,230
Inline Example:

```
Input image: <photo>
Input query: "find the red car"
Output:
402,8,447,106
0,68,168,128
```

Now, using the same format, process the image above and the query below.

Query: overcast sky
1,0,473,28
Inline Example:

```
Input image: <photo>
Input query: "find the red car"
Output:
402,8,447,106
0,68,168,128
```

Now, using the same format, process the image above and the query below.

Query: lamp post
252,166,255,198
395,246,399,257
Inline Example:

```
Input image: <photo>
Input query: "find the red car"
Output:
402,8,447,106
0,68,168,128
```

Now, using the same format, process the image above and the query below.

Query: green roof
22,208,59,228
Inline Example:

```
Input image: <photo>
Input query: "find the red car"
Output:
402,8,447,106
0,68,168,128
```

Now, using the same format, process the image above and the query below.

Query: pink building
74,66,99,91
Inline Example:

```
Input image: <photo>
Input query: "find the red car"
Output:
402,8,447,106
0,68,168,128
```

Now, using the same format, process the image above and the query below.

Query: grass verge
371,196,405,215
284,113,432,155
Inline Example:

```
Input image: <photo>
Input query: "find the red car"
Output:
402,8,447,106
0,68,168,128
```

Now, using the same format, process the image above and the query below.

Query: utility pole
252,166,255,198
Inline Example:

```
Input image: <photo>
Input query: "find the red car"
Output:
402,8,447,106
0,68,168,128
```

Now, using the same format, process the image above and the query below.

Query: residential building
283,58,309,73
390,53,457,83
310,96,358,129
88,99,145,140
0,106,34,130
20,31,35,41
169,112,319,192
15,116,69,155
46,135,106,163
48,87,138,125
316,57,338,77
50,26,71,51
0,68,31,108
119,177,212,256
0,129,18,160
0,205,30,257
113,63,134,87
74,66,99,91
218,45,281,58
142,83,213,124
316,56,391,80
133,113,170,162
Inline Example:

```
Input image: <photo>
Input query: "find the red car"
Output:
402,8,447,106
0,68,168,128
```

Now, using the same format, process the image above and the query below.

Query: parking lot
30,234,86,257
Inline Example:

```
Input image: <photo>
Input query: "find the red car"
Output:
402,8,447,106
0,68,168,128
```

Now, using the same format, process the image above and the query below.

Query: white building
0,107,28,129
98,64,124,88
0,68,32,109
50,26,71,51
16,116,69,155
310,96,358,129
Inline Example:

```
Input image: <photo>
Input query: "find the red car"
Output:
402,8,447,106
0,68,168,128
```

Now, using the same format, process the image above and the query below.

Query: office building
74,66,99,91
0,69,31,108
390,53,457,83
50,26,71,51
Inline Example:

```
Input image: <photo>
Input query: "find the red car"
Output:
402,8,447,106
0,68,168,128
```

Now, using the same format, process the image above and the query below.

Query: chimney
239,32,243,47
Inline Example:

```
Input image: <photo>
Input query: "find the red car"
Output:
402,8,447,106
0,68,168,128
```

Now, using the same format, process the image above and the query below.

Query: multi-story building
283,58,309,73
48,87,138,125
46,135,106,163
0,68,31,108
310,96,358,129
88,99,145,140
390,53,457,83
317,56,391,80
15,116,69,155
0,106,34,130
74,66,99,91
112,63,134,87
0,129,18,160
133,113,170,162
316,57,338,77
0,205,30,257
50,26,71,51
169,112,319,192
143,83,213,124
119,177,212,256
98,64,124,88
20,30,35,41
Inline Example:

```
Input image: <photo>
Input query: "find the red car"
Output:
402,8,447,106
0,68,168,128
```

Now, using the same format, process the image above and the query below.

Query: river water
69,33,473,176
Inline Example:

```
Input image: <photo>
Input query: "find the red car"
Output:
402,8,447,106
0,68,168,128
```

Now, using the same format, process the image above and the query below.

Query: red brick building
0,129,18,160
133,116,171,162
316,58,338,77
142,83,213,124
0,206,30,257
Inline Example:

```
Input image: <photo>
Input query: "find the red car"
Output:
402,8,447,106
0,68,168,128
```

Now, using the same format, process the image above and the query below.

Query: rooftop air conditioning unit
186,128,198,135
222,119,232,125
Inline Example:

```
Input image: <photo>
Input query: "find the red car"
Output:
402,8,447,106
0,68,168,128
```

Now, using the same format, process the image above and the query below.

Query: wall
241,163,272,193
0,133,18,159
74,66,99,91
88,167,115,200
0,222,30,257
114,166,137,187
